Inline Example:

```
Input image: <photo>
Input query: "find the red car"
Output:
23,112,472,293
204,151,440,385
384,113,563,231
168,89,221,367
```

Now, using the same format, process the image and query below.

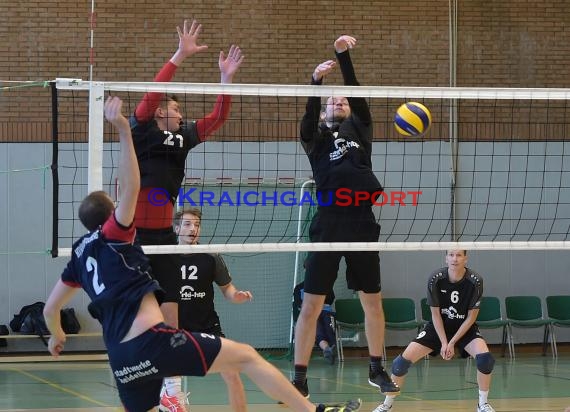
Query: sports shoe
477,403,495,412
368,366,400,395
292,379,309,398
372,403,392,412
278,379,309,404
318,398,362,412
159,391,190,412
323,345,337,365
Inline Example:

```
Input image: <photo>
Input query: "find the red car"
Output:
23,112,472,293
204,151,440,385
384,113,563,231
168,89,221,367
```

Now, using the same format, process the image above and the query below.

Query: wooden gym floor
0,353,568,411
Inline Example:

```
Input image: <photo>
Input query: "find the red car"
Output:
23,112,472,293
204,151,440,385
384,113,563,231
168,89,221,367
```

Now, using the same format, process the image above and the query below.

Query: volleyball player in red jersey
129,19,244,410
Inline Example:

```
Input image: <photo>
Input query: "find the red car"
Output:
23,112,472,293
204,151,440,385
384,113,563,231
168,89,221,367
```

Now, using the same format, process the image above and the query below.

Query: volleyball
394,102,432,137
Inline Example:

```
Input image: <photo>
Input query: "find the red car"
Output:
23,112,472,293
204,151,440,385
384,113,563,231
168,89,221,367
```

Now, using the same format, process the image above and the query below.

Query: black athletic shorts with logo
414,322,483,358
107,323,222,411
304,207,381,295
196,323,226,338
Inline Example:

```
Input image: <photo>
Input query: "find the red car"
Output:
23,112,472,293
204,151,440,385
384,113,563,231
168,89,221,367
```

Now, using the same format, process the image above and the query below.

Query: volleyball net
47,80,570,350
53,79,570,256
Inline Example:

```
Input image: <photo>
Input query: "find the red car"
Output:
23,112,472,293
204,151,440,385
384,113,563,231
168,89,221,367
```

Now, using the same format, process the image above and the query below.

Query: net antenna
54,79,570,256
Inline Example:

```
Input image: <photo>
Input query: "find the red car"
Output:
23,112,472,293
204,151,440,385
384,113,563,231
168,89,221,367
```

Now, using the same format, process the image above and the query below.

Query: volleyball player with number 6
374,250,496,412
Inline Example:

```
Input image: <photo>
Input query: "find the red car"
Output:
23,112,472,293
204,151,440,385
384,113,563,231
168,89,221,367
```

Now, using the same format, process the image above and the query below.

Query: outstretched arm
195,44,244,140
334,35,372,127
135,20,208,122
300,60,337,146
106,96,140,227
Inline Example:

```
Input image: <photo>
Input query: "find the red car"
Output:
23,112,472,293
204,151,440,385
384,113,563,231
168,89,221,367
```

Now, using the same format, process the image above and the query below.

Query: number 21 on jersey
162,131,184,147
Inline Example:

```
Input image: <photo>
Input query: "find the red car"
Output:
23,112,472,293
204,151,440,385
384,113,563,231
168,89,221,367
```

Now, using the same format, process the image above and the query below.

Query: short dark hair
159,94,179,109
173,207,202,227
446,249,468,256
78,191,114,231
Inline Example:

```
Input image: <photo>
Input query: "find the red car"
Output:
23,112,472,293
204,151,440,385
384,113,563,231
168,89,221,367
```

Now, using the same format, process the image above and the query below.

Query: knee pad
475,352,495,374
391,354,412,377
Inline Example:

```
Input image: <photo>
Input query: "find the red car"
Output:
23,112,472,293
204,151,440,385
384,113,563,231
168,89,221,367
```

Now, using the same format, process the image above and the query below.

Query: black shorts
136,228,179,302
107,323,222,411
414,322,484,358
197,323,226,338
304,208,381,295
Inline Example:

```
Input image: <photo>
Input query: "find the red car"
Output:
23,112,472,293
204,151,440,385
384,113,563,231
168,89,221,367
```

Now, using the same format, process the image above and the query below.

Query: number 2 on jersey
181,264,198,280
86,256,106,295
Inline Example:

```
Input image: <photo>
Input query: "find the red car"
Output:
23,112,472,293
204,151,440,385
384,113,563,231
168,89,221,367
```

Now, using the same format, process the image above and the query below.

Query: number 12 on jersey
181,264,198,280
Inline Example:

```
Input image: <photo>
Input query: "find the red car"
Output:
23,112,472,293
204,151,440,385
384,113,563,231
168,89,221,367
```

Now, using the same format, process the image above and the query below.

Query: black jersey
60,214,164,346
165,253,232,332
427,267,483,333
130,117,202,203
300,50,382,207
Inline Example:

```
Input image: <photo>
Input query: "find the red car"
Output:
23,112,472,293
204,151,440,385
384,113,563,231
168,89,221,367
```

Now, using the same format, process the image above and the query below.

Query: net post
288,179,315,356
88,81,104,192
50,81,59,258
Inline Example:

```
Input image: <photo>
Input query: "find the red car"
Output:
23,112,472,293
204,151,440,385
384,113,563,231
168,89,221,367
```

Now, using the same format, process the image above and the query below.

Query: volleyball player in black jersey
293,35,399,399
374,250,496,412
160,207,252,411
42,96,361,412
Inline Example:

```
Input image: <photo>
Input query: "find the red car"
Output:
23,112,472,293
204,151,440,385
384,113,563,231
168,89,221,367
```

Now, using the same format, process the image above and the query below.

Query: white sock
384,395,396,407
478,390,489,406
164,376,183,396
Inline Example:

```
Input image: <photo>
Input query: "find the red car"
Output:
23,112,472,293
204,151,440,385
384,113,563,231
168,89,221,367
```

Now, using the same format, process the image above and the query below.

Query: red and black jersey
160,253,231,332
131,60,233,229
426,267,483,333
300,50,382,207
130,116,201,203
60,214,164,346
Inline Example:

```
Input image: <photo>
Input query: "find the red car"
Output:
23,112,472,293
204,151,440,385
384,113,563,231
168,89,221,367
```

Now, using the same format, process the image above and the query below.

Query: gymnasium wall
2,1,570,142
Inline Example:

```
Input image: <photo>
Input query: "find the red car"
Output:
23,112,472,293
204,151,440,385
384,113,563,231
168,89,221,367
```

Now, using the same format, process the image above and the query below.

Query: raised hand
312,60,337,82
219,45,244,84
334,35,357,53
172,19,209,65
104,96,129,132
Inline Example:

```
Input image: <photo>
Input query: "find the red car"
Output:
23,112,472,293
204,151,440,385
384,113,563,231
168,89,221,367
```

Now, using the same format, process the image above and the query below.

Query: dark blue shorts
304,209,381,295
315,310,336,345
107,323,222,411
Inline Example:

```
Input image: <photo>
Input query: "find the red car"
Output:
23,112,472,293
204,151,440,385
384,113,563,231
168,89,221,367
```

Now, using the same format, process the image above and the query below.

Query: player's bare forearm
449,309,479,346
105,97,140,226
45,286,71,358
431,309,448,345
